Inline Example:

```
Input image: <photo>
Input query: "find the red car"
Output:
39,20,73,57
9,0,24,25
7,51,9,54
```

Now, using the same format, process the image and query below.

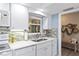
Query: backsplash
28,28,58,40
9,31,25,43
0,27,57,43
43,28,58,37
28,33,41,40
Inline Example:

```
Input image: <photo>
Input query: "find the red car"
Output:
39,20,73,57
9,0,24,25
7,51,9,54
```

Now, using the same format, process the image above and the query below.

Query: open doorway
61,10,79,56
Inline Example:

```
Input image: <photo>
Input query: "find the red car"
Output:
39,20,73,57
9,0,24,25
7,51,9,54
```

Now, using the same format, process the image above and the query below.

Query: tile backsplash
9,31,25,43
28,33,41,40
43,28,58,37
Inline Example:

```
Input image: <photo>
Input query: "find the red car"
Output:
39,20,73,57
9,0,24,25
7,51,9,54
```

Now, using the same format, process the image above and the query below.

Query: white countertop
0,49,11,53
9,41,36,50
9,37,56,50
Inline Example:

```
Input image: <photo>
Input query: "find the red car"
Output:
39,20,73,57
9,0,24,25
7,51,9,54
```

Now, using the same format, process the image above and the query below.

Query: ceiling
23,3,79,15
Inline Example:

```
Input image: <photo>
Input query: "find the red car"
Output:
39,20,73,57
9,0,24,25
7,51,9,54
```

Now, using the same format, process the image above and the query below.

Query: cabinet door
0,11,10,26
51,39,58,56
43,17,49,29
11,4,29,30
0,50,12,56
37,41,51,56
15,45,36,56
0,4,10,26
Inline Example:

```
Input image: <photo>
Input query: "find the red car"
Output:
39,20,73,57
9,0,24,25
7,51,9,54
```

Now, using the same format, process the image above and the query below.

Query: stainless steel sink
32,39,47,42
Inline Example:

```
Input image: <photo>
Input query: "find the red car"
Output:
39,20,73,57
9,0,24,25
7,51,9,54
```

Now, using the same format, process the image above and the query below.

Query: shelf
29,23,40,25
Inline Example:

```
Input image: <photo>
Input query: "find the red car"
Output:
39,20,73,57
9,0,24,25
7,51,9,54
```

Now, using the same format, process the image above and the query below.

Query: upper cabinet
43,17,49,29
11,4,29,30
0,10,10,26
0,3,10,26
43,16,52,30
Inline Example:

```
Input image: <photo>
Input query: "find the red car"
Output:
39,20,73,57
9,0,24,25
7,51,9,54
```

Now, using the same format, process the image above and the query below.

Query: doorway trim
58,8,79,56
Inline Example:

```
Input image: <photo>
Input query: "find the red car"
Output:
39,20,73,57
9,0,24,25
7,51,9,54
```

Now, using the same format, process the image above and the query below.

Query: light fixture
38,9,44,12
34,10,45,16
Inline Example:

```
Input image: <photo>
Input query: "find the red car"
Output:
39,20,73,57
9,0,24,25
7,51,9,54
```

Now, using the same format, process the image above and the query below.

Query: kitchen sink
32,39,47,42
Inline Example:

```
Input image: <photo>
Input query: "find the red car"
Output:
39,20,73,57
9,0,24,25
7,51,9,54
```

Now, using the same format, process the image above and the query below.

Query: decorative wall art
62,23,79,35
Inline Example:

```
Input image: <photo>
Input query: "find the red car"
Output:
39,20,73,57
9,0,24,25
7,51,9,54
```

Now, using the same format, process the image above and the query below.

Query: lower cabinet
0,50,12,56
14,45,36,56
36,41,51,56
52,39,58,56
0,39,57,56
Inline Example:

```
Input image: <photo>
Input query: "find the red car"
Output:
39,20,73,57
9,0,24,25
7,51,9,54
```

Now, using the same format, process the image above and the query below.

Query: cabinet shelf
29,23,40,25
29,17,40,33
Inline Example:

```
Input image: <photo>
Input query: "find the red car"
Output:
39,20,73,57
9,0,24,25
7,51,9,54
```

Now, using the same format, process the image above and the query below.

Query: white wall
51,14,59,56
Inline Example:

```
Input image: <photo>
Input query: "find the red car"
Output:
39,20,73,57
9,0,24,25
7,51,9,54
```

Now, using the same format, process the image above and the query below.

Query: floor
62,48,79,56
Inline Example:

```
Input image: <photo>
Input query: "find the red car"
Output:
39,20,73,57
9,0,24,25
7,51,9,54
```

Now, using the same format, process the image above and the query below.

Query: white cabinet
0,11,10,26
14,45,36,56
0,50,12,56
43,17,49,29
51,39,58,56
0,3,10,26
11,4,29,30
0,3,10,11
37,41,51,56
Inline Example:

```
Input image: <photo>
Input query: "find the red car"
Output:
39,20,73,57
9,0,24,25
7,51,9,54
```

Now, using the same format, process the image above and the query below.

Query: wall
61,12,79,39
51,14,58,29
51,14,59,56
62,12,79,26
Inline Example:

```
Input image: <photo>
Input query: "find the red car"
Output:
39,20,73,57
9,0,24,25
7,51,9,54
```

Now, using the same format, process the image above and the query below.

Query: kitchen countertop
9,40,36,50
0,48,11,53
9,37,56,50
